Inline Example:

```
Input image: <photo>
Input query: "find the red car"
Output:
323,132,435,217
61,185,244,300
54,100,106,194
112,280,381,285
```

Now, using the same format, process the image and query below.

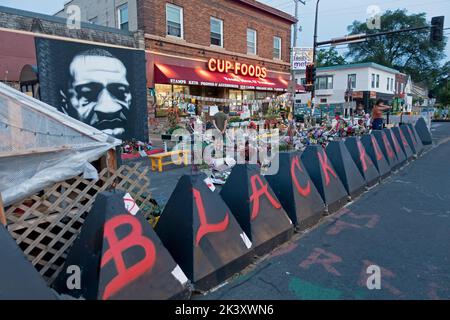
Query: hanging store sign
292,47,313,70
208,58,267,79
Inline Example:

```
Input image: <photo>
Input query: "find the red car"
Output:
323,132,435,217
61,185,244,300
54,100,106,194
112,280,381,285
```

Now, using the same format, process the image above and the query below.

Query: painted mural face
62,50,132,139
36,38,148,141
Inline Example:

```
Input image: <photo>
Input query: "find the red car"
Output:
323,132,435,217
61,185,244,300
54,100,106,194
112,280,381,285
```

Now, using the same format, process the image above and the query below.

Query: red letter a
250,174,281,220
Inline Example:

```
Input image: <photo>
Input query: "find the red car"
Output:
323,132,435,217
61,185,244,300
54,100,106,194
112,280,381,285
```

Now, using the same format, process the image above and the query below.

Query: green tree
433,61,450,106
346,9,447,87
316,47,346,67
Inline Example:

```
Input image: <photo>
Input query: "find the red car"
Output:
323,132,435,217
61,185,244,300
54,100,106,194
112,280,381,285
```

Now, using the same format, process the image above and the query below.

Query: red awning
155,63,305,93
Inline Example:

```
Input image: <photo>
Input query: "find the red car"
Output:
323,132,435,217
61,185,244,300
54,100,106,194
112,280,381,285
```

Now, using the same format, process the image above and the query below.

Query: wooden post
106,148,118,173
0,193,6,226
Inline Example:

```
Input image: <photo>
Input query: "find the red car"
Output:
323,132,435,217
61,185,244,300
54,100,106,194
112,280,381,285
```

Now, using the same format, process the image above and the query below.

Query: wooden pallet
4,162,153,284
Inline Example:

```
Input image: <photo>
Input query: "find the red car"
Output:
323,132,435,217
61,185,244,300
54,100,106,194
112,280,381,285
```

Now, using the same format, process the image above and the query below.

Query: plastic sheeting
0,82,121,206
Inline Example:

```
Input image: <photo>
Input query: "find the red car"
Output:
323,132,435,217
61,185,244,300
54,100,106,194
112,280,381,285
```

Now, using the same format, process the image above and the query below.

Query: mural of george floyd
35,37,148,141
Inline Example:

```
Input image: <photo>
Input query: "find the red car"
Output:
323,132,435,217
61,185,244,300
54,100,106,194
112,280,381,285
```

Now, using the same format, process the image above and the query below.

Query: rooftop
318,62,401,74
236,0,297,23
0,5,133,36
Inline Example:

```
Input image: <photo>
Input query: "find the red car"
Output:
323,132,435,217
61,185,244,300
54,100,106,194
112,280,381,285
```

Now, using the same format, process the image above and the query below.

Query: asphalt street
199,123,450,300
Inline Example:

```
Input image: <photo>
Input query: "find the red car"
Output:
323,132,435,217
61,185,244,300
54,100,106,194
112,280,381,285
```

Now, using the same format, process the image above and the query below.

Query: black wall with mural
35,37,148,141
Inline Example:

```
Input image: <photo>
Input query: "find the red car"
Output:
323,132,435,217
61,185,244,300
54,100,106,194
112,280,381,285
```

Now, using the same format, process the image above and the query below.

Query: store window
155,84,190,117
243,90,255,101
166,4,183,38
117,4,128,30
229,89,243,110
210,17,223,47
348,74,356,89
256,91,269,101
273,36,281,60
247,29,257,55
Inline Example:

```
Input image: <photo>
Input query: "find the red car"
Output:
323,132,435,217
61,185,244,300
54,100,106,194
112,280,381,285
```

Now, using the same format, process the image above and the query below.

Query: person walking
371,99,392,130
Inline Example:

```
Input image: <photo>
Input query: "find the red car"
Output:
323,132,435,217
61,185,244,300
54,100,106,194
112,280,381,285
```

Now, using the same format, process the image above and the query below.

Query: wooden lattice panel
4,162,152,284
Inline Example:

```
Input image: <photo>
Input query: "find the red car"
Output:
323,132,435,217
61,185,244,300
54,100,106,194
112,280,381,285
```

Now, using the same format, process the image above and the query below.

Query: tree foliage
346,9,447,87
433,61,450,106
316,47,346,67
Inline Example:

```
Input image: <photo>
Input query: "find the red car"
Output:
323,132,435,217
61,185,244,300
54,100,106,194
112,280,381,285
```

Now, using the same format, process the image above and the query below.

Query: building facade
295,62,404,114
0,5,141,92
136,0,298,118
0,1,300,137
54,0,138,32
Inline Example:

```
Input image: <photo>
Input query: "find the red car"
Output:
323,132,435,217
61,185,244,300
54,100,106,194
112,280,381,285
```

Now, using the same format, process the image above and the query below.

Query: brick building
0,5,142,94
0,1,301,131
136,0,300,117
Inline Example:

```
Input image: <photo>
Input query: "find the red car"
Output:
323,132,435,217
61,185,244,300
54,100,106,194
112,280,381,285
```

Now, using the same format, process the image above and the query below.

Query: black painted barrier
326,140,366,199
265,152,325,230
156,174,253,292
301,145,349,214
54,191,191,300
361,134,391,179
345,137,380,187
0,224,56,300
220,164,293,257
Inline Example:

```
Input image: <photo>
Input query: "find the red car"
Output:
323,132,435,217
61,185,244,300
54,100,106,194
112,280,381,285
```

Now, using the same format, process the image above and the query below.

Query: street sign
293,47,313,70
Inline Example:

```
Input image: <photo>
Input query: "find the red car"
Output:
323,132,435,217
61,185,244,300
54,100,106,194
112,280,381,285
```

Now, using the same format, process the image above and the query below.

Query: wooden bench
148,150,190,172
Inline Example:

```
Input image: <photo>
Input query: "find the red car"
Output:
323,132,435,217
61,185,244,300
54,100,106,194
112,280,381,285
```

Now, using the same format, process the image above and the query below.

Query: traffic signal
305,64,316,92
430,16,444,42
311,65,316,84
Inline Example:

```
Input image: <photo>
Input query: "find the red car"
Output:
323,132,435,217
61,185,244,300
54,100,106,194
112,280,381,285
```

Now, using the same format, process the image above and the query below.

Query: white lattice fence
4,162,153,284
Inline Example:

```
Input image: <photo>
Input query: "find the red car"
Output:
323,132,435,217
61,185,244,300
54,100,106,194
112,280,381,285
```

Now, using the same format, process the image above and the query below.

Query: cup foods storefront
146,52,304,117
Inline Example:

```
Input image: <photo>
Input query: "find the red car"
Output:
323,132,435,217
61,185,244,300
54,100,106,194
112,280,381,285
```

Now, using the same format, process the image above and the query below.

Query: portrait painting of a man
35,38,147,141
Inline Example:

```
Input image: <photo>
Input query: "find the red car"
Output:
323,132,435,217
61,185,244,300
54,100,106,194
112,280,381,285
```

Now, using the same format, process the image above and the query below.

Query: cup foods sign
293,47,313,71
208,58,267,78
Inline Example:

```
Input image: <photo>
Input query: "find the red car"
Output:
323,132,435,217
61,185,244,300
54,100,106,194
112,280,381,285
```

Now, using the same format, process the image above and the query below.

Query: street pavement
198,123,450,300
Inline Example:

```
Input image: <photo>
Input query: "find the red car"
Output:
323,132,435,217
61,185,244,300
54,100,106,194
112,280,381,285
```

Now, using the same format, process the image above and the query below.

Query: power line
273,0,450,16
297,0,450,19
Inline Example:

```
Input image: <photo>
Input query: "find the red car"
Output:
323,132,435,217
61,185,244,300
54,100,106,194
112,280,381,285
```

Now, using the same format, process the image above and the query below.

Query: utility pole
311,0,320,118
290,0,305,114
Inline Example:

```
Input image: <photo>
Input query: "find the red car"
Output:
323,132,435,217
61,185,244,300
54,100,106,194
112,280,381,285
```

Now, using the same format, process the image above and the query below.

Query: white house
295,62,408,113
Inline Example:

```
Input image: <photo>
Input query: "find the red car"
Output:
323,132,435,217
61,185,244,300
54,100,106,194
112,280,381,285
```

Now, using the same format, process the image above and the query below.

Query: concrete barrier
345,137,380,187
401,124,424,155
392,127,414,160
0,224,56,300
54,191,191,300
220,164,293,256
326,141,366,199
156,174,253,292
301,146,349,214
373,130,400,170
266,152,325,230
384,128,407,166
361,134,391,179
415,117,433,145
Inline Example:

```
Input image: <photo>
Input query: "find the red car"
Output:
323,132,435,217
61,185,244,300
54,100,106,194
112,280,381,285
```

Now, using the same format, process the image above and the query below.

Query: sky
261,0,450,60
0,0,449,60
